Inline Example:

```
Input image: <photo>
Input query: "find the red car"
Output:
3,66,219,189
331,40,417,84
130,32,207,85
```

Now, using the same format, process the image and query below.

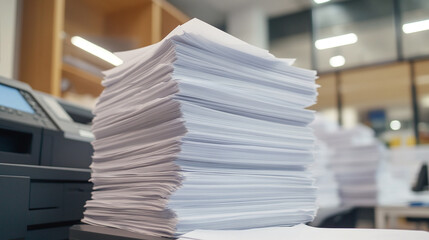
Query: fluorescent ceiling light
402,19,429,34
329,55,345,67
314,0,330,4
315,33,358,50
71,36,123,66
390,120,401,131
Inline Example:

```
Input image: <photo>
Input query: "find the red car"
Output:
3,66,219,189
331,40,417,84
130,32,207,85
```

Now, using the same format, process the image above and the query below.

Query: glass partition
269,10,313,69
340,62,414,146
400,0,429,58
311,73,339,123
414,59,429,144
313,0,397,72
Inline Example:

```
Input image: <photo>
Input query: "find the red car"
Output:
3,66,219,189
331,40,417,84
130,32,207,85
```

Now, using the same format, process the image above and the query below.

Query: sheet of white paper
113,18,295,65
178,224,429,240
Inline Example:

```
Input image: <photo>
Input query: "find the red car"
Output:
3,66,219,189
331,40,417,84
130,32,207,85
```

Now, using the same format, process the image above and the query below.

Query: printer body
0,76,94,240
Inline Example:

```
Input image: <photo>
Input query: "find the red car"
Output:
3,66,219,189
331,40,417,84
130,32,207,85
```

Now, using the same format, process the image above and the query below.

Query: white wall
226,4,268,49
0,0,18,79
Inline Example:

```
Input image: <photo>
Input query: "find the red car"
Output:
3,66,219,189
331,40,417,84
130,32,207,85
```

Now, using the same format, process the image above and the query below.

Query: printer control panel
0,83,57,130
20,90,57,129
0,76,93,168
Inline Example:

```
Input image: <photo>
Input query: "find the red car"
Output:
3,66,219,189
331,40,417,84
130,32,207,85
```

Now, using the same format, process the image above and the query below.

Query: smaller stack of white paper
331,140,384,206
310,116,340,208
312,141,341,208
312,116,384,206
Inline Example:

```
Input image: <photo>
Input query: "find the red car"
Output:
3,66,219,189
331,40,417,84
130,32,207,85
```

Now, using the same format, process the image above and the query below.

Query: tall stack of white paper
314,120,384,206
82,19,318,237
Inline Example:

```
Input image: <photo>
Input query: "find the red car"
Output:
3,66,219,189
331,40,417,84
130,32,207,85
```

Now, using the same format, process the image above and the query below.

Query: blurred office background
1,0,429,230
169,0,429,149
2,0,429,147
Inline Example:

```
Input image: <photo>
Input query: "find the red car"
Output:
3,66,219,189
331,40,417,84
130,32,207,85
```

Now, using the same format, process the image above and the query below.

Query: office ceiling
167,0,313,26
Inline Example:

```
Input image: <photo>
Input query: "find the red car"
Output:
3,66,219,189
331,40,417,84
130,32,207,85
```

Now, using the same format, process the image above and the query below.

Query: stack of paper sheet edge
82,18,319,237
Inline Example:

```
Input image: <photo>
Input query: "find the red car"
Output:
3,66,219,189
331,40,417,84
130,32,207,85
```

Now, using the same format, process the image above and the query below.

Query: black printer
0,76,94,240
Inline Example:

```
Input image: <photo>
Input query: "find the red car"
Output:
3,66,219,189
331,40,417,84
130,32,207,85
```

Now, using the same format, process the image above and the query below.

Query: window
312,73,339,123
340,63,414,145
269,10,313,69
313,0,397,71
414,60,429,144
400,0,429,58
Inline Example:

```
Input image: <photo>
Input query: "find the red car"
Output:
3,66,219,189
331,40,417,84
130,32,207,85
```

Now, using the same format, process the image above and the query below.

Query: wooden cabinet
19,0,188,104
